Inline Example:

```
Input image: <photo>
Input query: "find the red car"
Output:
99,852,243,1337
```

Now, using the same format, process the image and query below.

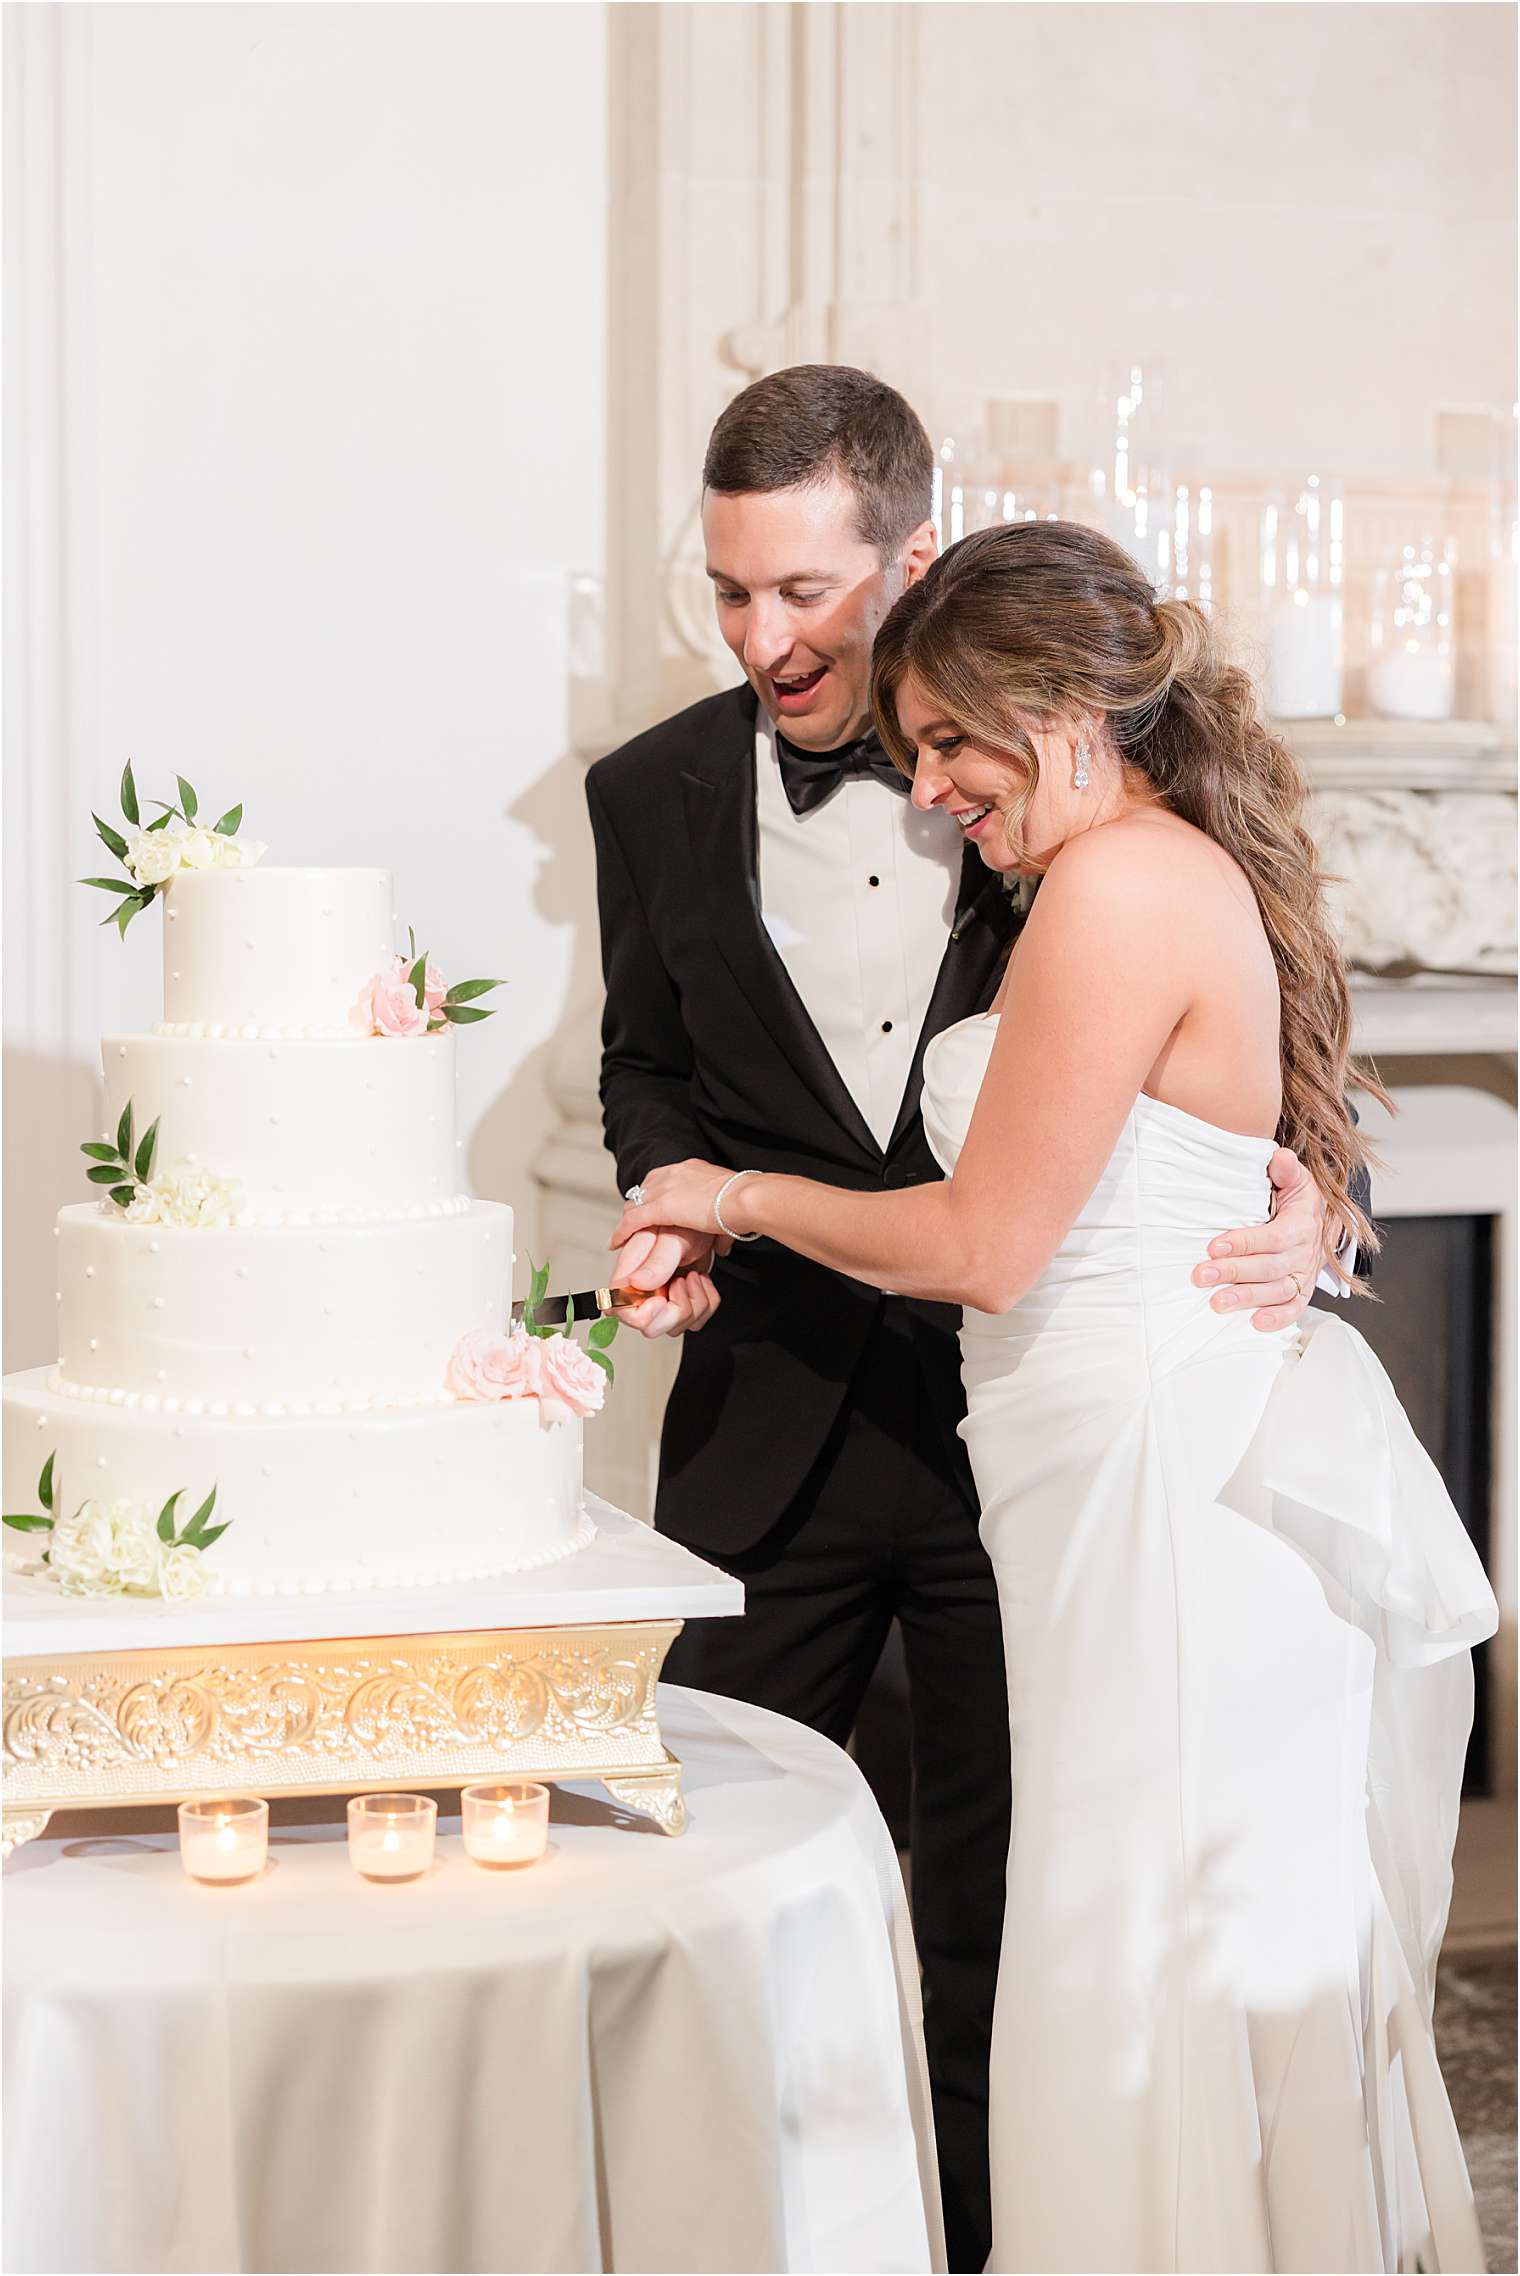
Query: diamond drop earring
1074,737,1091,791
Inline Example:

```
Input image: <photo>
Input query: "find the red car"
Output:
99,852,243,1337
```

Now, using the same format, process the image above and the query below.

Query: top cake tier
161,868,395,1036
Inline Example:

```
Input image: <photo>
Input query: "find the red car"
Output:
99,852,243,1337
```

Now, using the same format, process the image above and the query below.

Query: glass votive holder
178,1796,269,1885
461,1781,550,1869
347,1793,437,1882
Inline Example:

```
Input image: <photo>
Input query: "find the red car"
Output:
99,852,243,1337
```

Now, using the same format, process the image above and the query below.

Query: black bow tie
774,727,911,817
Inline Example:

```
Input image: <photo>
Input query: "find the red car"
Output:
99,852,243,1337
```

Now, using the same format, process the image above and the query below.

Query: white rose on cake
48,1497,160,1597
123,829,183,888
155,1542,208,1602
124,1160,244,1229
176,825,223,868
211,833,266,869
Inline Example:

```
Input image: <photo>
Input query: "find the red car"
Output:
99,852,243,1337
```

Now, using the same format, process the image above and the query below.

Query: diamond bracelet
713,1170,762,1242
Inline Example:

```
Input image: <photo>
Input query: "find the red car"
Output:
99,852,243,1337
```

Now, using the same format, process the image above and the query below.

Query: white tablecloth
3,1687,944,2276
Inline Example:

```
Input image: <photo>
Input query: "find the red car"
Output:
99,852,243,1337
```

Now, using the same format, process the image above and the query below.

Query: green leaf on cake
146,811,175,833
116,1100,134,1162
38,1454,55,1511
3,1511,55,1534
80,876,143,897
109,1184,137,1209
176,776,199,823
407,952,429,1010
93,812,129,861
86,1163,126,1185
213,804,243,837
81,1141,119,1162
134,1117,160,1184
156,1491,183,1545
587,1348,615,1383
588,1314,618,1350
181,1487,218,1546
440,1004,495,1024
443,978,503,1004
407,925,417,962
120,761,140,826
112,890,156,937
190,1520,230,1551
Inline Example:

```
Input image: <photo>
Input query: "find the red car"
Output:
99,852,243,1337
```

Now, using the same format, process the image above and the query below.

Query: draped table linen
3,1687,944,2276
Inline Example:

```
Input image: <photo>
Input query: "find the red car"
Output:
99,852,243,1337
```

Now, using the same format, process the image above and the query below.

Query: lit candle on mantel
461,1781,550,1869
347,1793,437,1882
178,1796,268,1884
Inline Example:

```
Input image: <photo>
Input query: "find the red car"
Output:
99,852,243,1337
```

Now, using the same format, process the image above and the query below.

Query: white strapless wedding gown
921,1014,1498,2275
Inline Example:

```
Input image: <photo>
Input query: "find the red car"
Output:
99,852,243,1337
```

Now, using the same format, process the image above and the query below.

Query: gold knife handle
595,1285,667,1311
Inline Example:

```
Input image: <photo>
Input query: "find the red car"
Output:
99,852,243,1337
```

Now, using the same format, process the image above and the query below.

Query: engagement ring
625,1183,646,1205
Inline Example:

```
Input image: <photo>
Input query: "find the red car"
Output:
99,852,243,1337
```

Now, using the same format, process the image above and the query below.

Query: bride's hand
611,1160,737,1251
1194,1145,1327,1331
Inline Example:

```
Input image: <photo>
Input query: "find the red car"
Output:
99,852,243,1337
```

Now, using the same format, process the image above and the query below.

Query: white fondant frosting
101,1032,463,1220
161,866,393,1033
55,1201,512,1408
3,1369,585,1596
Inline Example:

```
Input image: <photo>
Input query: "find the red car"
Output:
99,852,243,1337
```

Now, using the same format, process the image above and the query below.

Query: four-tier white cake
2,866,595,1598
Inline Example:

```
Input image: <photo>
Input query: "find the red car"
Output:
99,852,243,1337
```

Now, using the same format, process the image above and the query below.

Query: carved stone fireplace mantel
1288,717,1517,1056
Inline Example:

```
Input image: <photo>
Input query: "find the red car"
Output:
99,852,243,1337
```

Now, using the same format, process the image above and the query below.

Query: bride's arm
614,830,1194,1312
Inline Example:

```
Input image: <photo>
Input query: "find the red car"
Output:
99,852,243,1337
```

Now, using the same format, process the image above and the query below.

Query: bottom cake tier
2,1368,589,1598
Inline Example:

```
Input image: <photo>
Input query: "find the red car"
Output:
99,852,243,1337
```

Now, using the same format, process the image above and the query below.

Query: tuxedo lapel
886,844,1018,1159
680,692,882,1163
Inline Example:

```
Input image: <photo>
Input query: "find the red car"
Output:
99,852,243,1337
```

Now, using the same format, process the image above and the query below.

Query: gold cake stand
2,1506,743,1856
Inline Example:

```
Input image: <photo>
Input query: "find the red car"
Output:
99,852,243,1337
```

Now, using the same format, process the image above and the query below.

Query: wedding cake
3,794,607,1602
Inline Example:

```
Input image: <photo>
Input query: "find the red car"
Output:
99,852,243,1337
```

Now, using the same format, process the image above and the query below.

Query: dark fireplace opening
1315,1212,1495,1796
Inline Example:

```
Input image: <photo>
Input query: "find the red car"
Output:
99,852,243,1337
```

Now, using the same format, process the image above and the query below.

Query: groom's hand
1193,1146,1326,1333
610,1226,723,1339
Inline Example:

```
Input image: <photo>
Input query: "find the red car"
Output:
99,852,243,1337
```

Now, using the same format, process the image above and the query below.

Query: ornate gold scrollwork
3,1627,677,1819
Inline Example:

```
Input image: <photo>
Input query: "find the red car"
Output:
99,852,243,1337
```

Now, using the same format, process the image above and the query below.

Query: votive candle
461,1781,550,1868
347,1793,437,1881
178,1796,269,1884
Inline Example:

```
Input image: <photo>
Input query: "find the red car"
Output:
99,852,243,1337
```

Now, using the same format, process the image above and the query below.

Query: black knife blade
509,1286,654,1327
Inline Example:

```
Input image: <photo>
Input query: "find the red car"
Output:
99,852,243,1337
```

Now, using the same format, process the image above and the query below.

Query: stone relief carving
1311,789,1517,975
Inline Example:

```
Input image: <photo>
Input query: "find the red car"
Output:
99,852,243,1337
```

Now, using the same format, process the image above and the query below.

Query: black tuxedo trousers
588,685,1017,2271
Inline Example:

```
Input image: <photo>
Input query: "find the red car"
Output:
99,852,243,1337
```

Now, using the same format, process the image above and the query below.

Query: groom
586,365,1336,2269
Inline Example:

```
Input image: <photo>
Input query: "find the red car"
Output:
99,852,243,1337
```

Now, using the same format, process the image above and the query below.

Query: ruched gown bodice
921,1014,1496,2275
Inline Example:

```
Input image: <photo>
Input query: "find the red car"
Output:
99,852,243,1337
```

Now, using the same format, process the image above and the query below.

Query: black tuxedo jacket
587,682,1018,1553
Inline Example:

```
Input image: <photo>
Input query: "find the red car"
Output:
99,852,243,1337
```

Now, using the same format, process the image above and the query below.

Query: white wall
4,2,608,1366
914,1,1516,478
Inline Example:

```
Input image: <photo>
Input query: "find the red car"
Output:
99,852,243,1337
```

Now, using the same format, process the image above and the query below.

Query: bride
612,520,1498,2275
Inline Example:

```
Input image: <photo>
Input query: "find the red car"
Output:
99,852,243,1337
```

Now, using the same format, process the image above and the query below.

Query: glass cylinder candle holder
178,1796,268,1885
1261,476,1346,719
347,1793,437,1882
461,1781,551,1869
1367,536,1457,721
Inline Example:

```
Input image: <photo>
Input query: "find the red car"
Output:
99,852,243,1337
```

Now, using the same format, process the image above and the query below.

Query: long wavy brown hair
871,519,1385,1279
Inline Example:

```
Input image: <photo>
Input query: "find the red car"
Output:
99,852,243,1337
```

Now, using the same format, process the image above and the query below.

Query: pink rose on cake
351,967,431,1038
535,1333,606,1425
444,1324,604,1426
446,1325,540,1403
400,953,449,1019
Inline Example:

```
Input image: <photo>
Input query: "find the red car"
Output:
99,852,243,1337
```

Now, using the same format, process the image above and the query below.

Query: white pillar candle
1268,590,1344,719
347,1793,437,1882
1367,644,1455,721
461,1781,550,1869
178,1796,268,1884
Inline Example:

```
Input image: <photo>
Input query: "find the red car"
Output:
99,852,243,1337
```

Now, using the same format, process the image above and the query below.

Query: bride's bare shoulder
1034,810,1259,935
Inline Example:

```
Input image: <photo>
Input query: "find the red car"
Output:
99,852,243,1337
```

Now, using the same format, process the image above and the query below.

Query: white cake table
2,1685,945,2276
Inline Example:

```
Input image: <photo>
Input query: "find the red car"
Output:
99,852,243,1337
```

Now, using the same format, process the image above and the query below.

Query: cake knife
509,1286,657,1326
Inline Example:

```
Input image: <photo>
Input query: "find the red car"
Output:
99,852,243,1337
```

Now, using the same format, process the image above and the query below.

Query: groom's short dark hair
703,365,934,557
